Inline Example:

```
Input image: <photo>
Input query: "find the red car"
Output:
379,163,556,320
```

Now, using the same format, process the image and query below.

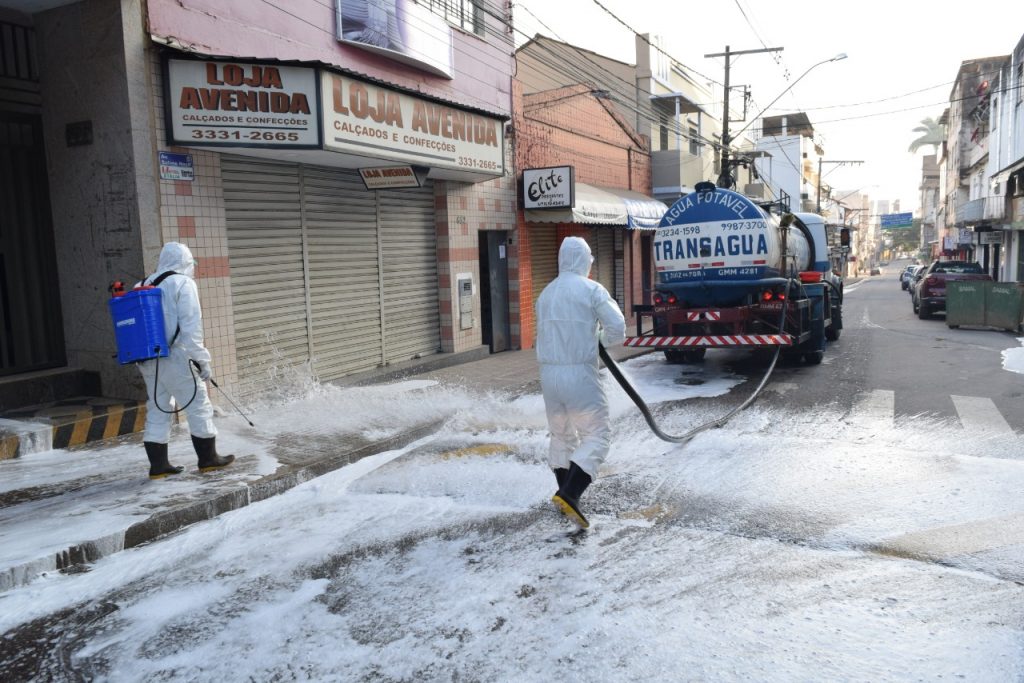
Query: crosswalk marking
950,395,1014,437
848,389,894,423
844,391,1016,437
875,512,1024,560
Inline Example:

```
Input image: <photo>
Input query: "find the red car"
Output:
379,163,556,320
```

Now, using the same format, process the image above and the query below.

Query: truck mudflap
624,334,795,348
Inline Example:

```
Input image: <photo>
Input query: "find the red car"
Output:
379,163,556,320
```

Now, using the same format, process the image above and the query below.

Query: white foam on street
1,354,1023,681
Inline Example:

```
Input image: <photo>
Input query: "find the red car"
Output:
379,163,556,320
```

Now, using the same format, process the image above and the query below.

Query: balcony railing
956,195,1006,224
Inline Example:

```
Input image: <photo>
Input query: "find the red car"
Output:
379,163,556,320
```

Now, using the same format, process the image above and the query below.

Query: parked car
869,267,881,276
899,265,918,290
911,260,992,319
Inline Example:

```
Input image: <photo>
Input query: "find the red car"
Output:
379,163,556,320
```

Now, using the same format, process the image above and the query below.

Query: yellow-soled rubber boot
145,441,184,480
551,493,589,529
192,435,235,472
551,462,593,529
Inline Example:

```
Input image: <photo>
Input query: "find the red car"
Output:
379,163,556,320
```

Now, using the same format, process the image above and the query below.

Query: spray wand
190,360,255,427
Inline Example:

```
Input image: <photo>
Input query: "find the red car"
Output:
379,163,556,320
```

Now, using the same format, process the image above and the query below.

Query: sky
511,0,1024,215
4,329,1024,678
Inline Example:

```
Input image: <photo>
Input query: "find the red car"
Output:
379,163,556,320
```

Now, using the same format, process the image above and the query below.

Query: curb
0,419,445,592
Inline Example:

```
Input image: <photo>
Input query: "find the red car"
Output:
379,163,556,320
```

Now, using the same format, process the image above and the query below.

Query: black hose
151,349,199,414
600,278,795,445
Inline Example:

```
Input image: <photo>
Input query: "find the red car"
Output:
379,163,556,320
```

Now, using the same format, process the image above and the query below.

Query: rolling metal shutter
378,185,440,363
530,225,559,309
222,156,307,398
302,166,384,380
224,156,441,392
614,229,625,309
584,229,616,299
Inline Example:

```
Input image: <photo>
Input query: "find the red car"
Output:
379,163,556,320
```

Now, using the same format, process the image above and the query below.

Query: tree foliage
908,117,944,154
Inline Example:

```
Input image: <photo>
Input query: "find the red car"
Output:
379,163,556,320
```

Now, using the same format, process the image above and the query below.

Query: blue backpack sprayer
108,272,198,414
108,273,254,426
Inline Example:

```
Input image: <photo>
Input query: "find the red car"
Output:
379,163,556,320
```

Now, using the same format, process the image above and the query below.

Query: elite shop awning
525,183,669,229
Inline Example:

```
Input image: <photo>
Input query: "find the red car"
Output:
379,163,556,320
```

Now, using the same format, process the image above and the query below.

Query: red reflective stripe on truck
624,335,794,347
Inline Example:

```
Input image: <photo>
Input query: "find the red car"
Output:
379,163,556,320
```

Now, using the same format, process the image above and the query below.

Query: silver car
900,265,918,290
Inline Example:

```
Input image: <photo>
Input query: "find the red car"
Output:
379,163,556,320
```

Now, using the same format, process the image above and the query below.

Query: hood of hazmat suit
142,242,211,365
535,236,626,366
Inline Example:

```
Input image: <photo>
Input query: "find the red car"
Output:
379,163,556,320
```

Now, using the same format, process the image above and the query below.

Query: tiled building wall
435,138,517,352
148,51,240,398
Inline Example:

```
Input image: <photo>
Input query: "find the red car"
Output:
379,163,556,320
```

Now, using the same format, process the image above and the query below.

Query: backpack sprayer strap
148,270,180,349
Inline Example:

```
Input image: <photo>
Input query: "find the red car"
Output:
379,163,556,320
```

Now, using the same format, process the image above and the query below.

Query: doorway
0,112,65,376
640,232,654,304
478,231,510,352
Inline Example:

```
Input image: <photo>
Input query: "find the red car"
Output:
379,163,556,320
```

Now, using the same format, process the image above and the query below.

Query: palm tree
908,117,944,154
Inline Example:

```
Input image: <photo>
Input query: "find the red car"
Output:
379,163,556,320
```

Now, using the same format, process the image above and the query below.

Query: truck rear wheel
682,349,706,363
803,350,824,365
664,349,686,364
825,305,842,341
665,349,705,364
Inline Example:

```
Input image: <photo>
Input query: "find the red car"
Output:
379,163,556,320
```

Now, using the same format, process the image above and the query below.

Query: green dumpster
946,281,987,328
985,283,1024,333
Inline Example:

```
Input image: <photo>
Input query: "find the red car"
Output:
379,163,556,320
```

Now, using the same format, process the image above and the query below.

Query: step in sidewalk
0,396,145,460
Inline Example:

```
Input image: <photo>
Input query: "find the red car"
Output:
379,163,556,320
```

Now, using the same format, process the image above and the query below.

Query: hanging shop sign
358,165,425,189
322,72,504,177
164,57,321,148
523,166,574,209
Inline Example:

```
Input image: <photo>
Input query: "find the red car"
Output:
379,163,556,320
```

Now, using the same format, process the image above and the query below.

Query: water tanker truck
625,183,845,365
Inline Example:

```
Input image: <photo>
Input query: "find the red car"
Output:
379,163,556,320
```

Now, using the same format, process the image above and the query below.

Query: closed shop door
378,185,440,363
222,156,307,397
303,166,383,379
0,113,64,376
530,225,559,310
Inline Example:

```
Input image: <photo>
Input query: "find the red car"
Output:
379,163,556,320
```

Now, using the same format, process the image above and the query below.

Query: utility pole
704,45,782,189
817,159,864,214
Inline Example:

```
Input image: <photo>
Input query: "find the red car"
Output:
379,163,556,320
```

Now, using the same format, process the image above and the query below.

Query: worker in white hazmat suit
137,242,234,479
536,236,626,528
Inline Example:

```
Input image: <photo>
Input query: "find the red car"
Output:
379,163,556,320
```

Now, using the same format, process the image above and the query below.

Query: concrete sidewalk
0,344,649,591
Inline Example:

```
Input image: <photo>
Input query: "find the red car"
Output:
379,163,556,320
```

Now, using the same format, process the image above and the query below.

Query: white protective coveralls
535,236,626,479
137,242,217,443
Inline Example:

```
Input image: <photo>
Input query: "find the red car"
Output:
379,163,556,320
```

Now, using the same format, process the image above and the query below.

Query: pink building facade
1,0,516,404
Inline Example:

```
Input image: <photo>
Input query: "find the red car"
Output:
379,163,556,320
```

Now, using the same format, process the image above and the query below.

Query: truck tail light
653,291,678,305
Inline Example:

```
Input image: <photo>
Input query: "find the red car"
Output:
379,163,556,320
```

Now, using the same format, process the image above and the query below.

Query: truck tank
654,186,812,306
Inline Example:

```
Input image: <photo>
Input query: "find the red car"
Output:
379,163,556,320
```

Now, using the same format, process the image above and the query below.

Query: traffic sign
881,212,913,229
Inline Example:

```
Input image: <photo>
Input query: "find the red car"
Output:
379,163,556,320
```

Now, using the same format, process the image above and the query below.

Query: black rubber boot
552,462,593,529
145,441,184,480
192,435,235,472
553,467,569,490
